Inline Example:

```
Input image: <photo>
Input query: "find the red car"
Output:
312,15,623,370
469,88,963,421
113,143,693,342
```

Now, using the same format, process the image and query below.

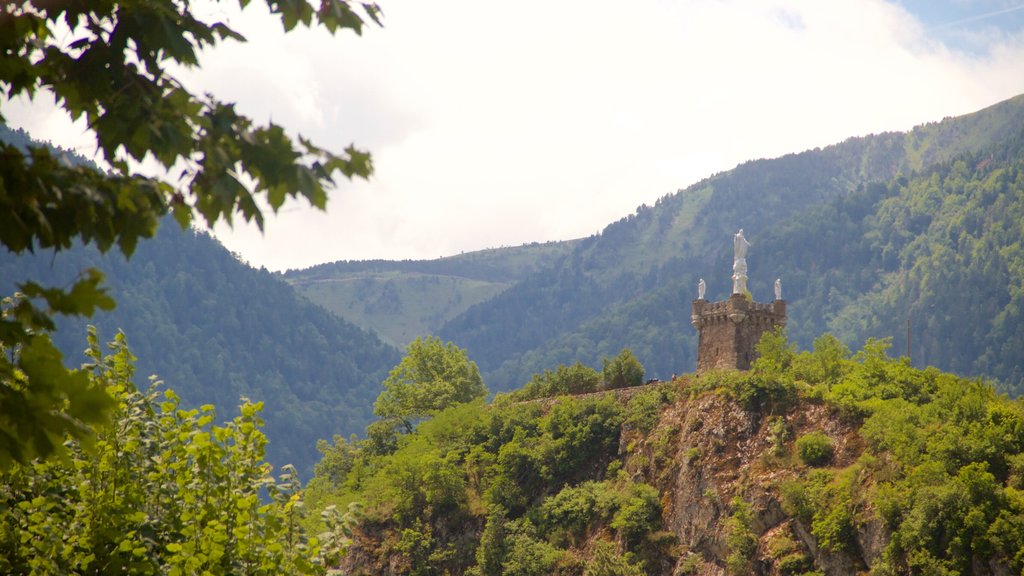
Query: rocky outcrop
622,388,874,575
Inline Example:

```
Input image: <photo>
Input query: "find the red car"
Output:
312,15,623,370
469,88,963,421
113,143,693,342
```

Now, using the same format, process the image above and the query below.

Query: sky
7,0,1024,271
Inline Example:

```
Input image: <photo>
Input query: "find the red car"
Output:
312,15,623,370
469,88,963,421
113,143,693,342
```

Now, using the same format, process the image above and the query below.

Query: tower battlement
691,294,786,372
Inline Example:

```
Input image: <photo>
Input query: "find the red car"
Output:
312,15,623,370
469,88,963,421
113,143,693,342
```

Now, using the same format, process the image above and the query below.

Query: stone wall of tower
692,293,787,372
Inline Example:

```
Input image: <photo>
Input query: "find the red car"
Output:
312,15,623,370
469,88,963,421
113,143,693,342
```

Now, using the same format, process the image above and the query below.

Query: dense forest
301,332,1024,575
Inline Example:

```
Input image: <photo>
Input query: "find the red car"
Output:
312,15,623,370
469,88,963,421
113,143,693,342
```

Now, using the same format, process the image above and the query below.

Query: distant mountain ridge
284,240,579,346
286,94,1024,395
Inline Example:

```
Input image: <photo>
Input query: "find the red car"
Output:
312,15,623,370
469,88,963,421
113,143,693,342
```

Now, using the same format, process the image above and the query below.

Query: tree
602,348,644,390
373,336,487,434
0,329,360,574
0,0,381,467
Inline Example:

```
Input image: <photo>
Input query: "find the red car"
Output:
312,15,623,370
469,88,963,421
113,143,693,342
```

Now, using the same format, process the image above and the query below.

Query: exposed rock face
622,389,872,575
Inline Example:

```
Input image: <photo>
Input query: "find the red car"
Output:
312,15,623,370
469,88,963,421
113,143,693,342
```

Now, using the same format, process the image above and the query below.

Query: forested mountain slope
438,94,1024,394
283,240,578,346
1,218,401,475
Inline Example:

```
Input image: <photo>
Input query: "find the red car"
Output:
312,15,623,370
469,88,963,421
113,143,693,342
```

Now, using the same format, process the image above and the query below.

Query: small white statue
698,278,706,300
732,229,750,294
774,278,782,301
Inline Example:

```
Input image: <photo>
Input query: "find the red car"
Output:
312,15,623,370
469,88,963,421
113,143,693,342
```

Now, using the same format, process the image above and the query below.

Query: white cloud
6,0,1024,270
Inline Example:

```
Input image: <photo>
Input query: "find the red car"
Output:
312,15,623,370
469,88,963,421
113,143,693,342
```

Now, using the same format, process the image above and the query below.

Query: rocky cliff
318,340,1024,575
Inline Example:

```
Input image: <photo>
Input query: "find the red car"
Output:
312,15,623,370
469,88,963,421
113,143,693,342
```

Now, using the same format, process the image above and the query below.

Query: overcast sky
8,0,1024,271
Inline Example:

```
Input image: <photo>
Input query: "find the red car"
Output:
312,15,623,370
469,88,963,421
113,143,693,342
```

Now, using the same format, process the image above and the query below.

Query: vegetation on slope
305,331,1024,575
0,221,401,476
0,331,357,575
284,241,578,346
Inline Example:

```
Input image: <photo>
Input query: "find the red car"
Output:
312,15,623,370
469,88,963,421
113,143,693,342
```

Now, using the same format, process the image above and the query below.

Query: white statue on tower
774,278,782,301
698,278,706,300
732,229,750,294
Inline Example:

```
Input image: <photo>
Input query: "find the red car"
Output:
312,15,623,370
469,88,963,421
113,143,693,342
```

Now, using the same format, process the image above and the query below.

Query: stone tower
691,230,786,372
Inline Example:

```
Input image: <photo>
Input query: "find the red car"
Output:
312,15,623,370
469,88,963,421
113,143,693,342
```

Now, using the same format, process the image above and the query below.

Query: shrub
585,539,645,576
603,349,644,390
624,387,667,433
796,432,834,467
517,362,602,400
539,481,612,544
611,483,662,549
501,518,564,576
678,552,703,574
767,416,789,458
752,327,795,376
725,498,758,574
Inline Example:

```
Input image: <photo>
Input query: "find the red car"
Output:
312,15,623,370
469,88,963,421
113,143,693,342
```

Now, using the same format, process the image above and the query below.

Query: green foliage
585,539,645,576
309,434,361,492
0,330,346,574
512,361,602,401
689,366,796,412
0,0,380,468
475,505,510,575
780,338,1024,572
374,336,487,436
752,327,796,376
765,528,813,575
538,481,614,545
796,432,834,467
677,552,703,574
0,296,116,467
602,348,644,390
305,387,675,574
767,415,789,458
792,334,852,386
623,382,676,434
500,518,565,576
724,497,758,575
610,482,662,549
537,396,625,486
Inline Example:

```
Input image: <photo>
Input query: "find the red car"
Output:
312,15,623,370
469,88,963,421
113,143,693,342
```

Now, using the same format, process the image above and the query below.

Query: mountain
1,211,401,477
283,240,579,346
429,94,1024,394
280,95,1024,395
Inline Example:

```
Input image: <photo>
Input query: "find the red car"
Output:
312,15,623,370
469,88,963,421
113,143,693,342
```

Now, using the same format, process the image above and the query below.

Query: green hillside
0,218,401,476
284,241,578,346
436,94,1024,394
304,335,1024,575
